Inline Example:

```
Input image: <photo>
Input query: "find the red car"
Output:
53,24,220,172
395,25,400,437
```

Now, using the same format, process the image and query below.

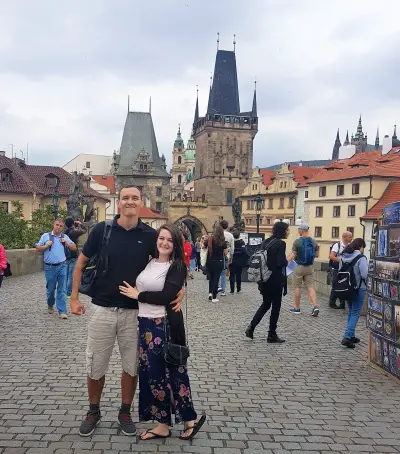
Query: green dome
184,149,195,160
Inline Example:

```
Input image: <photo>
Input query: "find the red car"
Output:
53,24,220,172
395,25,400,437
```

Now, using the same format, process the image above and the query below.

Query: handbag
4,262,12,278
164,281,190,366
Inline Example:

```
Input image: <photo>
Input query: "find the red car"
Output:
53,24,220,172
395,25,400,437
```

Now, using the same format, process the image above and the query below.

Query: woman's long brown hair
213,225,225,247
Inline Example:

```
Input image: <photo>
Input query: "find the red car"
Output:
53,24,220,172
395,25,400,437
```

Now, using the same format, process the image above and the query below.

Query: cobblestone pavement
1,272,400,454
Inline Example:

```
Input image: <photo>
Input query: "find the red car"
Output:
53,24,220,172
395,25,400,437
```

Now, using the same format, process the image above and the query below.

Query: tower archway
174,215,207,241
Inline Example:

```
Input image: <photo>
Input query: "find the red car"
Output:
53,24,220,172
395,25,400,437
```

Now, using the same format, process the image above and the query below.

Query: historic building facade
170,126,196,201
113,108,171,216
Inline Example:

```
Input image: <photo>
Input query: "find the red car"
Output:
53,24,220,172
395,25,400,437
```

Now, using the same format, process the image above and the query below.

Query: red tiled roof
260,169,276,186
362,182,400,220
290,165,322,184
0,156,108,201
92,175,116,193
139,207,167,219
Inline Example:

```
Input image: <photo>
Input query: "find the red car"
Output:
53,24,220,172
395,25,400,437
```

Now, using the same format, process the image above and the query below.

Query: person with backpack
328,231,353,309
64,217,87,298
333,238,368,349
290,223,319,316
206,226,228,303
229,231,248,294
0,243,7,288
245,222,293,343
35,219,77,319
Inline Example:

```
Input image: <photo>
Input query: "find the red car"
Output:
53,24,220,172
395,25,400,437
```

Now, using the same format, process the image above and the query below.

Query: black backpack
329,242,341,270
332,255,364,302
79,220,113,297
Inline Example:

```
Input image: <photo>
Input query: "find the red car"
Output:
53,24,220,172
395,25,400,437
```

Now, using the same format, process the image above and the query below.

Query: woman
189,239,197,275
340,238,368,349
195,237,201,271
229,231,248,294
119,224,205,440
206,226,228,303
245,222,293,343
0,243,7,288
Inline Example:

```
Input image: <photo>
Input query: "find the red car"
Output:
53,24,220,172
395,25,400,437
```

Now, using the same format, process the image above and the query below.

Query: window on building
352,183,360,195
333,206,341,217
337,185,344,196
305,190,309,198
86,161,90,169
284,181,287,188
178,156,182,164
223,169,225,175
347,227,354,235
316,206,323,217
315,226,322,238
0,169,12,183
247,200,251,210
156,202,162,212
156,187,162,197
226,190,233,205
319,186,326,197
268,199,273,209
280,182,283,188
45,174,59,189
279,198,284,209
332,227,340,238
178,175,182,184
1,201,9,212
348,205,356,217
288,197,294,208
266,217,271,225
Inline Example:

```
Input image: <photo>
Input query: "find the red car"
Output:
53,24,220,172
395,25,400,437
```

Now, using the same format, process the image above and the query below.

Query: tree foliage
0,201,67,249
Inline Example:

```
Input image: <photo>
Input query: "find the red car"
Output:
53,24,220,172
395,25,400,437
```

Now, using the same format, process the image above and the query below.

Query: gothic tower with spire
331,129,341,160
351,115,368,153
192,48,258,206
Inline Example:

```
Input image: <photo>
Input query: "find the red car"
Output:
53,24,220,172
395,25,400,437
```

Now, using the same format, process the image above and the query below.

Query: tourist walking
189,239,197,274
245,222,293,343
229,231,248,294
64,217,87,298
119,224,206,441
339,238,368,349
183,234,193,279
329,231,353,309
218,220,234,296
290,223,319,316
207,226,228,302
195,237,201,271
36,219,77,319
70,186,184,437
0,243,7,288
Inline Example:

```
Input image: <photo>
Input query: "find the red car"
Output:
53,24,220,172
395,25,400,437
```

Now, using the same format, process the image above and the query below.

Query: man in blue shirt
36,218,76,319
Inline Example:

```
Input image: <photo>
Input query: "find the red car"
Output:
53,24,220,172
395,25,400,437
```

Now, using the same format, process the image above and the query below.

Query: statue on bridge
232,197,245,232
66,171,84,220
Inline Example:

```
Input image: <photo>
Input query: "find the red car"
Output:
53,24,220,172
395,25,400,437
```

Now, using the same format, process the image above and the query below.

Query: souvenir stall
367,201,400,380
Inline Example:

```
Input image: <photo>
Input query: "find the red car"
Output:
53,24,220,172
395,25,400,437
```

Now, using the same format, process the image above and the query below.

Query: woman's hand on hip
119,281,139,300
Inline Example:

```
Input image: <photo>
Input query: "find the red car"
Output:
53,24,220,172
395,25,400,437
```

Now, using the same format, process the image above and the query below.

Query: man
70,186,184,438
218,220,234,296
64,217,87,298
290,223,319,316
329,231,353,309
36,219,77,319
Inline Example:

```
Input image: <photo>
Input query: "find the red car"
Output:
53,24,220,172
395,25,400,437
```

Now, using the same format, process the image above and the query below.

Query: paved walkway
0,272,399,454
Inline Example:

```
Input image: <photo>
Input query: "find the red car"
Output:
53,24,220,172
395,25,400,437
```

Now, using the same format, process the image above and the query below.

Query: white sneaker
212,298,219,303
208,293,212,301
220,292,227,297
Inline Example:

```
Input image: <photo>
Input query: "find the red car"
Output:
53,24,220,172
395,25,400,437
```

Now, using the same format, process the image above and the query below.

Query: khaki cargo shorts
292,265,314,289
86,306,139,380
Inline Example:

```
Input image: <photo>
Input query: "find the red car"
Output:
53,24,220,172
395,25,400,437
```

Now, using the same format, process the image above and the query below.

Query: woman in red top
183,234,193,279
0,243,8,288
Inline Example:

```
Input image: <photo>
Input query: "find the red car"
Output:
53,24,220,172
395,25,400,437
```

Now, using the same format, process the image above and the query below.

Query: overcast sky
0,0,399,170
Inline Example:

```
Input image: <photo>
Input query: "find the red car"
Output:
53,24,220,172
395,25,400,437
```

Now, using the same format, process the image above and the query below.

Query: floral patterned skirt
138,316,197,426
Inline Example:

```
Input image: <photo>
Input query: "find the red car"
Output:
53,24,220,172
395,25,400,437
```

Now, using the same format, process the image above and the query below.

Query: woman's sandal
140,429,171,440
180,414,206,440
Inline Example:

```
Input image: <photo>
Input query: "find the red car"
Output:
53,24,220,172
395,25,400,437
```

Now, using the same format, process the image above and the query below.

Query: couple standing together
70,186,205,441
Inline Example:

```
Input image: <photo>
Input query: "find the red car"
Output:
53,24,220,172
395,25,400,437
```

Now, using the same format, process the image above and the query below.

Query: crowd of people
4,184,367,440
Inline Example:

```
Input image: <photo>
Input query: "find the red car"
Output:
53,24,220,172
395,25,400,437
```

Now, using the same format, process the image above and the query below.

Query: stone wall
5,249,44,277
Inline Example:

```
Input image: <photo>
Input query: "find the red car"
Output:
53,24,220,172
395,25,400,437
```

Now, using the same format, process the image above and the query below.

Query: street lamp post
51,187,61,220
254,192,263,234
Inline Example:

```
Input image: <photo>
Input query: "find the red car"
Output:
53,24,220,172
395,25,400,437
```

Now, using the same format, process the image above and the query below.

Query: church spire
251,79,257,117
393,124,398,140
375,127,380,149
332,128,341,161
344,130,350,146
193,86,199,124
356,114,363,138
174,124,184,148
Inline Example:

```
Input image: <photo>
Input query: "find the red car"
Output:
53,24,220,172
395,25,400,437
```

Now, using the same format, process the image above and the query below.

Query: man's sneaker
217,288,222,293
341,338,355,349
59,314,68,319
245,326,254,339
212,298,219,303
267,334,286,344
350,336,360,344
220,292,227,297
208,293,212,301
290,308,301,314
47,306,55,314
311,306,320,317
79,410,101,437
117,412,136,436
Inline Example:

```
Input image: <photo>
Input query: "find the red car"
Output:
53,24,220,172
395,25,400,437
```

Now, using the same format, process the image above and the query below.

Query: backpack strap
47,232,54,251
99,220,113,277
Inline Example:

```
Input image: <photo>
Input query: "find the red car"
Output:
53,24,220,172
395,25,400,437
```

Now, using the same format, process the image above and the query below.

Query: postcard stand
367,201,400,380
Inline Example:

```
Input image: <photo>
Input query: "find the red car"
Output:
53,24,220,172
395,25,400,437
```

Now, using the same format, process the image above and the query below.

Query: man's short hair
118,185,143,200
54,218,64,225
220,220,229,230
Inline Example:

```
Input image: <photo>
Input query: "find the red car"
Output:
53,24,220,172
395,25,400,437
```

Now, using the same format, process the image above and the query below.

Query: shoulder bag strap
100,220,113,276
